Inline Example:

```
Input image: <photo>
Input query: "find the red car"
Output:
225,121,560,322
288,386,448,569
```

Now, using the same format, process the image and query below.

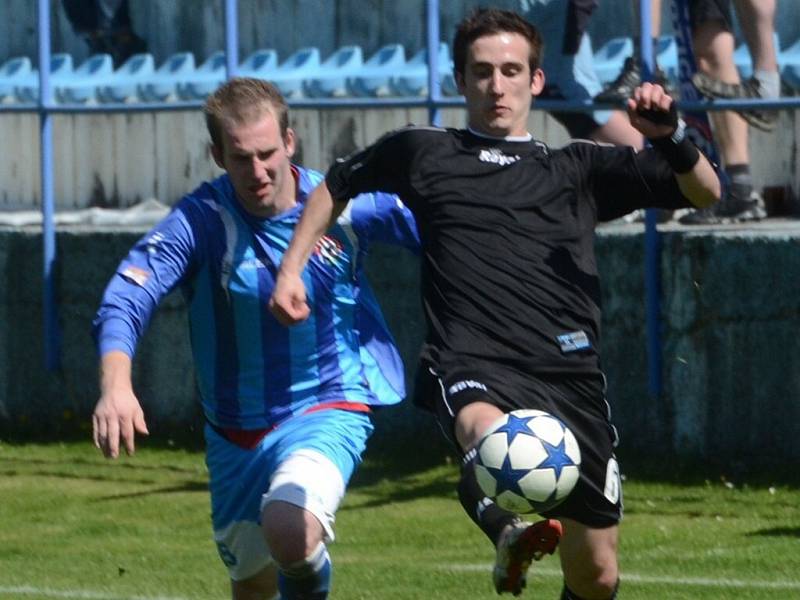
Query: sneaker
678,191,767,225
493,519,562,596
595,57,673,105
691,73,778,132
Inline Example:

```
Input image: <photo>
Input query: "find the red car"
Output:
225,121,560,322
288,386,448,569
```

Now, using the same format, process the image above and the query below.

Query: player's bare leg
231,564,279,600
454,401,563,595
558,518,619,599
262,500,331,599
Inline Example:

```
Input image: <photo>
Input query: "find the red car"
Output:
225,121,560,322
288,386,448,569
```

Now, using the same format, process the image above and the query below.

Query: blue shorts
204,409,374,580
521,0,613,137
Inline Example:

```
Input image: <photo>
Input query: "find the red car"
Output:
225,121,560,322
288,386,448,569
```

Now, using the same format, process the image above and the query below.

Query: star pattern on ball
537,437,572,480
489,453,534,500
493,413,537,446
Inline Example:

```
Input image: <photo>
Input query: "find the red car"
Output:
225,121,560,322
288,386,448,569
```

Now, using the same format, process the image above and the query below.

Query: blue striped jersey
93,165,419,430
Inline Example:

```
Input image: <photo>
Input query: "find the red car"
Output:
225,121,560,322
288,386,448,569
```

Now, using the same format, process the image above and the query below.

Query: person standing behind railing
519,0,645,149
61,0,147,67
679,0,775,224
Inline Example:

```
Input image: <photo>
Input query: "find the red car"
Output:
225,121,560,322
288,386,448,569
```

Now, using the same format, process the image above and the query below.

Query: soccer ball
474,409,581,514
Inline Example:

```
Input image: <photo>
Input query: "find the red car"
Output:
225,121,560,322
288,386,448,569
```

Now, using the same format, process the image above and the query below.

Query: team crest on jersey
313,235,346,267
478,148,520,166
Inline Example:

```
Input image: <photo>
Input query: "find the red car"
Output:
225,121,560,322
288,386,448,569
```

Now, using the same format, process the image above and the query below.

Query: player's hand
269,271,311,326
626,82,678,139
92,388,148,459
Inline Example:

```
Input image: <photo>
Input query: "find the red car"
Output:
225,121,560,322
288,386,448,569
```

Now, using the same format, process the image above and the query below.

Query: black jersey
326,126,692,376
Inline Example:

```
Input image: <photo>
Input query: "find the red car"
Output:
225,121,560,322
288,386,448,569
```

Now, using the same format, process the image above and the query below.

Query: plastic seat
57,53,115,103
734,32,781,80
593,36,633,84
13,53,74,103
390,42,452,97
303,45,364,98
177,51,226,100
138,52,196,102
655,35,678,83
780,37,800,91
346,43,406,97
97,53,156,102
237,48,279,80
0,56,32,102
270,47,321,98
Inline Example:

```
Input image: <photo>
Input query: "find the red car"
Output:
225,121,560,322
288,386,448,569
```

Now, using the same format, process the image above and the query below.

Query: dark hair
204,77,289,149
453,8,544,79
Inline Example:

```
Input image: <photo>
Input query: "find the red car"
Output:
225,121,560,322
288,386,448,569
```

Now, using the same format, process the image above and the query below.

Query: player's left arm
627,83,721,208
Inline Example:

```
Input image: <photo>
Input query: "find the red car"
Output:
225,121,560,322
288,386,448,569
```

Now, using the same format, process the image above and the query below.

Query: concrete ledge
1,221,799,464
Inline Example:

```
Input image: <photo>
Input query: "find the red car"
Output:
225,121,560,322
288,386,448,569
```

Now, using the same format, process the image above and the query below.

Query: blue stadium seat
593,36,633,84
304,45,364,98
0,56,32,102
389,42,453,96
138,52,196,102
655,35,678,83
97,53,156,103
270,47,321,98
57,53,115,103
734,32,781,80
177,51,226,100
781,37,800,91
237,48,279,80
13,53,74,103
346,43,406,97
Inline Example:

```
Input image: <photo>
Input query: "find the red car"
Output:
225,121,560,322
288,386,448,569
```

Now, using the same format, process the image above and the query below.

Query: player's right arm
93,350,148,458
91,200,201,457
270,181,347,325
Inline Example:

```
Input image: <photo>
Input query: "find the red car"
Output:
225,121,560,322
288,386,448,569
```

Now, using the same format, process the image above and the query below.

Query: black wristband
648,120,700,174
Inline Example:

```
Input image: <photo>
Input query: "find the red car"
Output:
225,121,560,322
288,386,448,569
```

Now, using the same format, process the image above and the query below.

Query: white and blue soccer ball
474,409,581,514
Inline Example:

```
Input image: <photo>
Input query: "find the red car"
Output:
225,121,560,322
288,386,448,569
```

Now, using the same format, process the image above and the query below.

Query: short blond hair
204,77,289,149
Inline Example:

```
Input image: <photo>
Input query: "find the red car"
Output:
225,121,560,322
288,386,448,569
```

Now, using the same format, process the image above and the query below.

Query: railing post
426,0,442,126
224,0,239,79
39,0,60,370
640,0,662,397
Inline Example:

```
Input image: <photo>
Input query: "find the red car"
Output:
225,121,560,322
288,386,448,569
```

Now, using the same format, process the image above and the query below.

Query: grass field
1,440,798,600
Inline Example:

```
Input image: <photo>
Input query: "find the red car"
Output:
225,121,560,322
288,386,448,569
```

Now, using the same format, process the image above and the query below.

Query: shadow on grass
93,480,209,501
746,527,800,538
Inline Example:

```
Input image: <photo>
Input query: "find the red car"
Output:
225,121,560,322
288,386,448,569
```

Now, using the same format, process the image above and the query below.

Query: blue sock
278,542,331,600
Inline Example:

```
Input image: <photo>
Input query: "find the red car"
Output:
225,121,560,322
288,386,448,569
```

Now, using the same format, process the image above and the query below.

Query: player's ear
530,67,545,97
210,142,225,169
455,71,466,95
284,127,296,158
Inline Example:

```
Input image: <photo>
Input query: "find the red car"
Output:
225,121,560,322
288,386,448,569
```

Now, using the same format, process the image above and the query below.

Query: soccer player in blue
91,77,418,600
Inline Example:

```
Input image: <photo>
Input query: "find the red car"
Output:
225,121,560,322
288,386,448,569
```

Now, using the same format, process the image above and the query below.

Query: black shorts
414,358,622,528
690,0,734,32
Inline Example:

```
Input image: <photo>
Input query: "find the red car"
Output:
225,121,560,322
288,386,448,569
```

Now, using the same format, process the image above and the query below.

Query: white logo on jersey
604,457,621,504
448,379,488,396
478,148,520,166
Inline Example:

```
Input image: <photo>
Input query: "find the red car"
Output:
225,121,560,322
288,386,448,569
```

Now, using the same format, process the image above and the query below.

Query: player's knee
564,568,619,600
261,501,324,566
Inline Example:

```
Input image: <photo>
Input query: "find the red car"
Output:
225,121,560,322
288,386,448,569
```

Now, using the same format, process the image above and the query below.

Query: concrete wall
1,223,799,466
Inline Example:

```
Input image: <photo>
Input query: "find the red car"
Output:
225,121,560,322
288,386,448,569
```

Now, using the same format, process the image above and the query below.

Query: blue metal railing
6,0,800,383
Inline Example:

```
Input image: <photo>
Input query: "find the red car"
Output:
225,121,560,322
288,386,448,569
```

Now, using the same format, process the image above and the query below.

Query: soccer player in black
271,8,720,599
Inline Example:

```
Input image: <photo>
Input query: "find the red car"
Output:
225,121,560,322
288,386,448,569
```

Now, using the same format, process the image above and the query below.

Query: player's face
212,108,297,218
458,32,545,137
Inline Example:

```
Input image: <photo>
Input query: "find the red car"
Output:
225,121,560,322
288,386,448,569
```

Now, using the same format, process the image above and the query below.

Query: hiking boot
678,191,767,225
691,73,778,132
596,57,672,104
493,519,562,596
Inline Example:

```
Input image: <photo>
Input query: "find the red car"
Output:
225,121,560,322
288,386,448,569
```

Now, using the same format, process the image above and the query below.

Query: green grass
0,441,798,599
